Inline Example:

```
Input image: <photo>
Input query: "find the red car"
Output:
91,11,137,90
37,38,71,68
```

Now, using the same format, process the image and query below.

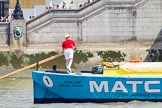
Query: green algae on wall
97,51,126,62
0,50,94,69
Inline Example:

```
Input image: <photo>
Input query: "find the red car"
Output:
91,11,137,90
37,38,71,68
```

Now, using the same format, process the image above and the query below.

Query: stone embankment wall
26,0,162,43
0,23,9,46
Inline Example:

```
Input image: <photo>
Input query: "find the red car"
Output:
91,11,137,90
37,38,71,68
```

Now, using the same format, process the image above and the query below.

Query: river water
1,77,162,108
1,55,162,108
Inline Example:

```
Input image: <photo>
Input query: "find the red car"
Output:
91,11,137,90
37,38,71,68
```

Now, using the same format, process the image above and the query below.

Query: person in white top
49,0,53,8
69,0,74,9
1,16,4,22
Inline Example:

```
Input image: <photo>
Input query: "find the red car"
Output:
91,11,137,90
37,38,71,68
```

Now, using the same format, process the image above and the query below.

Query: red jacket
62,39,76,49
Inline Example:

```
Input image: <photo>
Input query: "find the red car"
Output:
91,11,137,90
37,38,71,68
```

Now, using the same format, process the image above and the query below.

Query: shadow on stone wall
145,28,162,62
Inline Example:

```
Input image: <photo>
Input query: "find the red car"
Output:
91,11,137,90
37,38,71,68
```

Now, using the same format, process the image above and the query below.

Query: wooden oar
0,53,64,79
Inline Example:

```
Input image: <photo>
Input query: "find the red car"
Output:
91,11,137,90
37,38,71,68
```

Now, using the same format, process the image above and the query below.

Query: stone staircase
26,0,149,35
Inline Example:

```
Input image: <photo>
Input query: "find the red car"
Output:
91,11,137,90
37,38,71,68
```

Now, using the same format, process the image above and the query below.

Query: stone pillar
10,20,26,53
77,22,83,41
10,0,26,53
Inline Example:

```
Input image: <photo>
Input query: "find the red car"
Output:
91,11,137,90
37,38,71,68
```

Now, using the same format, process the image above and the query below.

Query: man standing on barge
62,34,77,74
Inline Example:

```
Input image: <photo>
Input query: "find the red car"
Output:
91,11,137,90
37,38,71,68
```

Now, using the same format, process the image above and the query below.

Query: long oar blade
0,53,63,79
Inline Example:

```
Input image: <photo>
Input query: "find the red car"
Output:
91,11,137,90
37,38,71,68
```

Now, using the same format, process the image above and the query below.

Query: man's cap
65,34,70,39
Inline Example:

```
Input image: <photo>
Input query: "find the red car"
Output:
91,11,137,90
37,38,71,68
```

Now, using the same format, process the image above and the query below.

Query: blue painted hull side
32,71,162,103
